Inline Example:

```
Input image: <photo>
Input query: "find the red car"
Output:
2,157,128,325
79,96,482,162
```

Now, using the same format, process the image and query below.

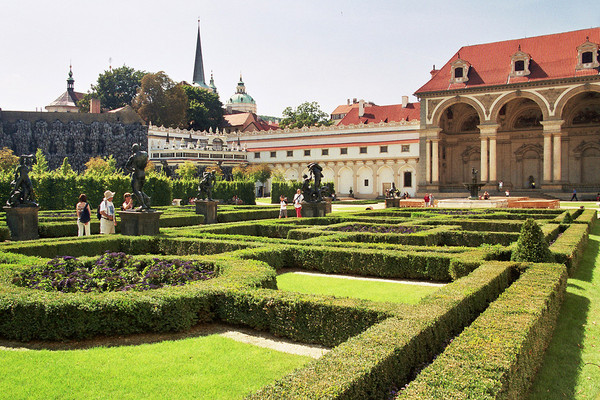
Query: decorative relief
538,88,566,112
514,143,543,161
473,94,501,117
427,99,442,121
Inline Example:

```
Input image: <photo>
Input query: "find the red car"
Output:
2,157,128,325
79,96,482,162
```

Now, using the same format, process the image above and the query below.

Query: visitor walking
122,192,133,211
293,189,304,218
498,180,503,193
424,193,430,207
99,190,117,234
76,194,92,236
428,193,435,207
571,189,578,201
279,195,288,219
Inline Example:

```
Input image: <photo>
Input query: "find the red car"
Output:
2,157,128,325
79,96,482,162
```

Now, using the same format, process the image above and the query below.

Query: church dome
226,74,257,114
229,92,255,104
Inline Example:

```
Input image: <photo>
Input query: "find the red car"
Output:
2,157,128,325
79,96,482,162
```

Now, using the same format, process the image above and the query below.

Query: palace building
415,27,600,197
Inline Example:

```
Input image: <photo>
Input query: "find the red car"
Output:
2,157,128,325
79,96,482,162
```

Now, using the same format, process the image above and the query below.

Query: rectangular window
364,179,369,186
380,146,388,153
340,148,348,155
360,147,367,154
304,149,311,156
582,51,593,64
454,67,463,78
321,149,329,156
254,152,260,158
270,151,276,158
287,150,293,157
514,60,525,71
401,144,410,152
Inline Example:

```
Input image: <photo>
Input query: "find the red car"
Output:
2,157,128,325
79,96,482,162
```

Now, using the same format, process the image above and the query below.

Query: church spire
192,20,209,89
67,64,74,92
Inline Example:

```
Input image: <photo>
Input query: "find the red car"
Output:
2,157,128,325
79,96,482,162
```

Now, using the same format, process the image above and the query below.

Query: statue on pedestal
197,171,215,201
6,154,38,207
302,163,329,202
125,143,151,210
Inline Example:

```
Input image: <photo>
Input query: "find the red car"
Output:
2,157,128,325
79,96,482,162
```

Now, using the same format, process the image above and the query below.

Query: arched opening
377,166,394,196
357,166,373,195
285,168,298,181
338,167,353,194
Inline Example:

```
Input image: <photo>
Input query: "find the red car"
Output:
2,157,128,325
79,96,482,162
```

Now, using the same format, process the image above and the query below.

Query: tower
192,21,212,91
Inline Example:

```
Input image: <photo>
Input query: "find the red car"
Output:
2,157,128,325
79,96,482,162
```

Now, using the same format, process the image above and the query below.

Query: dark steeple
67,64,75,92
192,20,210,89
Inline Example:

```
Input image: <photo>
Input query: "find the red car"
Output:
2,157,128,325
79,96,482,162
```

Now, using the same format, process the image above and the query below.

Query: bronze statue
302,163,328,202
6,154,37,207
125,143,151,210
197,171,215,201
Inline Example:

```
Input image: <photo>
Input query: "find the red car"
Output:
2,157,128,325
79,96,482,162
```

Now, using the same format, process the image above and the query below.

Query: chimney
358,99,365,117
90,98,101,114
402,96,409,108
430,64,439,78
347,98,350,105
353,98,357,104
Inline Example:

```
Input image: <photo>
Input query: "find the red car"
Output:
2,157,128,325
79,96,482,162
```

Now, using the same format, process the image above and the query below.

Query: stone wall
0,108,147,171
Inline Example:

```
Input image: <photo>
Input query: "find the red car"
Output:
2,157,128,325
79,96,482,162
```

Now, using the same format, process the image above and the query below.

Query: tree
133,71,188,128
0,147,19,175
58,157,75,176
31,148,49,175
84,156,115,176
182,85,224,131
176,161,197,180
511,219,554,263
280,101,332,129
78,66,146,112
232,164,271,184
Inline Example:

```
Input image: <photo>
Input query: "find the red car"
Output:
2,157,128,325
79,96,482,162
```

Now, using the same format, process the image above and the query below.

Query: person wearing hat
122,192,133,211
99,190,117,234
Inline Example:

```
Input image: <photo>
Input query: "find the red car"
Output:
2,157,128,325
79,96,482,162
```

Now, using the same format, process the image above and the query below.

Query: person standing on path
279,195,288,219
293,189,304,218
100,190,117,234
571,189,578,201
76,194,92,236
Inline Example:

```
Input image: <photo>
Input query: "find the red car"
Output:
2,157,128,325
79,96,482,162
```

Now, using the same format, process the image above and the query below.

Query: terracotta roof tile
338,103,420,125
415,27,600,94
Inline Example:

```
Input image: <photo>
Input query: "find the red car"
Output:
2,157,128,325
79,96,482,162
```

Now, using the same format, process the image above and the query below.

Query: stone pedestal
4,206,39,241
195,200,218,224
118,211,163,236
385,198,400,208
302,202,328,217
324,197,332,214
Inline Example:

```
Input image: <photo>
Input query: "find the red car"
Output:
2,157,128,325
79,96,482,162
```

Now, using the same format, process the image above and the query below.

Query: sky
1,0,599,119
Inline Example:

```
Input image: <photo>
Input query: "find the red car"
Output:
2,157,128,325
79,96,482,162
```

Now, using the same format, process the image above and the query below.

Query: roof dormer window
510,47,531,77
450,57,470,84
576,38,599,70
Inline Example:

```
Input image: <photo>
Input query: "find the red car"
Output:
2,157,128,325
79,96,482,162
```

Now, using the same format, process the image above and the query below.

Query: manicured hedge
398,262,568,399
246,262,516,399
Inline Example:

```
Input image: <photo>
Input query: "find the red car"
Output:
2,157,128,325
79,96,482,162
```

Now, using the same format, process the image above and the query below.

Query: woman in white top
293,189,304,218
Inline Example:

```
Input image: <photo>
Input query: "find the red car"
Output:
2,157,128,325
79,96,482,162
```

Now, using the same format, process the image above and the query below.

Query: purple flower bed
13,252,215,293
331,224,427,234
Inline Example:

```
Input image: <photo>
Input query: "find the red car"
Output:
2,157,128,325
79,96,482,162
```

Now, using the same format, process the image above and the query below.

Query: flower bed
13,251,214,293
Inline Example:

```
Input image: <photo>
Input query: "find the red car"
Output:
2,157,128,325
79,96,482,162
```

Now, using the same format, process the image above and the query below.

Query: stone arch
560,90,600,127
514,143,543,189
357,166,373,195
398,164,416,196
573,141,600,184
322,166,335,183
555,84,600,119
430,96,486,127
489,91,549,122
377,165,394,196
285,168,298,181
211,138,223,151
338,166,353,194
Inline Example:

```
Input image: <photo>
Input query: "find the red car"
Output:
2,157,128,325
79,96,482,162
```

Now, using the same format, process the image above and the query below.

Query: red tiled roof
415,27,600,95
338,103,420,125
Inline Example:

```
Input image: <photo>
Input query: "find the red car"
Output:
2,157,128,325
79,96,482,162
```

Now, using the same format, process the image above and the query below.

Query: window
304,149,311,156
321,149,329,156
270,151,276,158
514,60,525,71
450,57,470,84
364,179,369,186
254,152,260,159
380,146,388,153
340,148,348,155
360,147,367,154
403,171,412,187
401,145,410,152
576,40,599,70
287,150,293,157
454,67,463,78
582,51,593,64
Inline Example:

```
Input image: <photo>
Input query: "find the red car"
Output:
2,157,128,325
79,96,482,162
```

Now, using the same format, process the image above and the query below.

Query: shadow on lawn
527,227,599,399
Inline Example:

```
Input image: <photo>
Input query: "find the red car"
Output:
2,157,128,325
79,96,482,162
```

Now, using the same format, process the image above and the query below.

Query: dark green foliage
511,219,554,263
182,85,224,131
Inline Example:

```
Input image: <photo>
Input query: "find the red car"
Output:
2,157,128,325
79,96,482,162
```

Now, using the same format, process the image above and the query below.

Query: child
293,189,303,218
279,195,288,218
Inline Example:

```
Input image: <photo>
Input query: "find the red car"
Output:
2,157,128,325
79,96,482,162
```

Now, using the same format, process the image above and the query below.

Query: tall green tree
280,101,332,129
182,85,224,131
0,147,19,175
176,161,197,180
31,148,49,175
133,71,188,128
78,65,146,112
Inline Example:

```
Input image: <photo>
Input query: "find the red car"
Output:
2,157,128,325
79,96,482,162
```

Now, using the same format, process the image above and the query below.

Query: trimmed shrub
511,218,554,263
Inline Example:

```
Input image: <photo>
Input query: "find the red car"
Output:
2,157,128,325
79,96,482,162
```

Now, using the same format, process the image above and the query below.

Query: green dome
228,93,255,104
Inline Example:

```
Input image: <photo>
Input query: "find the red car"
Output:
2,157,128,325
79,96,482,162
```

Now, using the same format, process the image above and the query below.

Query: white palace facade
239,117,420,198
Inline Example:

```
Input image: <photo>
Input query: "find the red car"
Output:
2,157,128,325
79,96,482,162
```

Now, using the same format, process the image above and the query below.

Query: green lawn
528,224,600,399
277,272,440,304
0,334,311,400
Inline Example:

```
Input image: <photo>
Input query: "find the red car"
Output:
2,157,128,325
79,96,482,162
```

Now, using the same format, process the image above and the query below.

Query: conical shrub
511,218,554,263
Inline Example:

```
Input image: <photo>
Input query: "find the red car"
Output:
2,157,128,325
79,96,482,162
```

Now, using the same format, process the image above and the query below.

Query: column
553,133,562,182
541,120,564,183
425,139,432,183
477,124,500,183
489,136,497,181
480,137,488,182
431,139,440,183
